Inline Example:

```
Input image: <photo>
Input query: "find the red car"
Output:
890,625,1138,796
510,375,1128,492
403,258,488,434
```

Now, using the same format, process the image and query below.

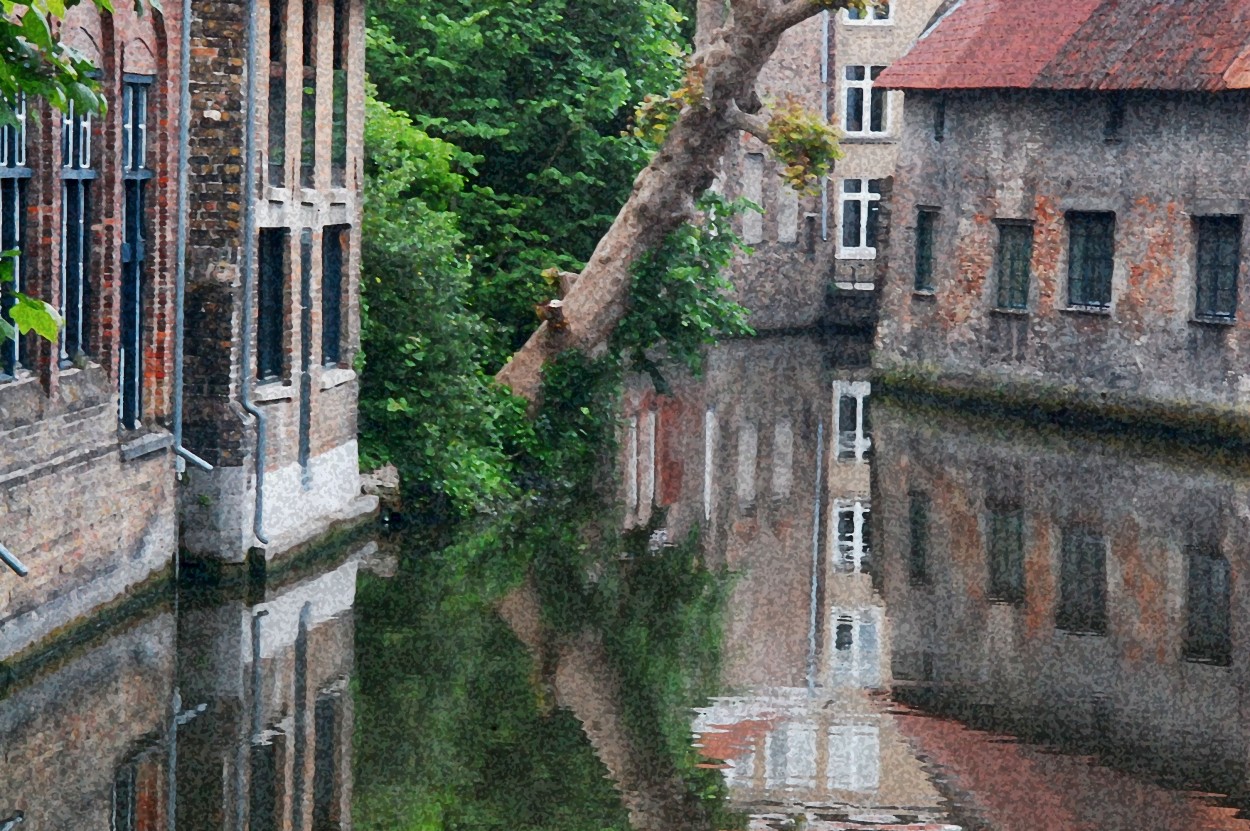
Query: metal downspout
240,0,270,546
0,543,28,577
821,9,830,241
173,0,212,474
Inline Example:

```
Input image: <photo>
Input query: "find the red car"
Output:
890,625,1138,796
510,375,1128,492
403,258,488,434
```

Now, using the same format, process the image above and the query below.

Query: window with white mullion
834,380,872,462
0,95,30,381
842,65,888,135
832,499,872,574
838,178,882,259
61,99,96,365
120,78,153,428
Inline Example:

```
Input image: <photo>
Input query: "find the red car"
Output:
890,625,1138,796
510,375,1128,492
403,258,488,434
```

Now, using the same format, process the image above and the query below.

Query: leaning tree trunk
496,0,847,408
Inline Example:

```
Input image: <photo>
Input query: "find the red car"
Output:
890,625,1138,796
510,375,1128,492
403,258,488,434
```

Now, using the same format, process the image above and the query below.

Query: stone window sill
840,135,897,145
265,185,291,203
320,367,357,391
990,306,1030,317
1191,315,1237,328
1060,305,1112,317
328,187,352,206
120,430,174,462
253,381,295,403
912,289,937,299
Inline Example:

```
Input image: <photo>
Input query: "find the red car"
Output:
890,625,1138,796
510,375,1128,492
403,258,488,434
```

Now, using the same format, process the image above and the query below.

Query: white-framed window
834,380,871,461
829,607,883,687
837,178,882,259
842,65,888,135
843,1,892,24
832,499,871,574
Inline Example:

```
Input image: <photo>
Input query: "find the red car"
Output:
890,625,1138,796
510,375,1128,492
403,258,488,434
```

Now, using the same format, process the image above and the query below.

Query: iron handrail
0,543,27,577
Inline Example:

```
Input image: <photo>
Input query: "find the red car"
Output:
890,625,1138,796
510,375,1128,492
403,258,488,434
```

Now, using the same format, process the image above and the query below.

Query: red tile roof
876,0,1250,92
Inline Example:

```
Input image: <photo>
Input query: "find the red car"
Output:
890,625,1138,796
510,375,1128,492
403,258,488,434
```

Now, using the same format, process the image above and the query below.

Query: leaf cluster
767,94,844,193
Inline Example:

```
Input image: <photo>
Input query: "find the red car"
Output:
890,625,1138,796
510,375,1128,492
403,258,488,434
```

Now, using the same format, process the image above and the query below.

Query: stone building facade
0,0,371,663
874,0,1250,431
716,0,944,331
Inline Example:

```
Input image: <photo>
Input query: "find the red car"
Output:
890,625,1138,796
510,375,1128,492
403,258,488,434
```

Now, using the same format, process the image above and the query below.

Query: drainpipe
173,0,211,473
239,0,270,546
0,812,24,831
821,8,830,241
0,543,28,578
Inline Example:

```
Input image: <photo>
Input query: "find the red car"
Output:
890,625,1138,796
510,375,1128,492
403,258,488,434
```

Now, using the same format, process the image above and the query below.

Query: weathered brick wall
0,611,175,827
0,1,183,657
875,401,1249,774
877,89,1250,416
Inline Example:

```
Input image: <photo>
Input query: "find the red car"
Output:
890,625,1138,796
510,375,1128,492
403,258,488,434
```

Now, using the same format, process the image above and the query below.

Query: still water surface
4,334,1250,830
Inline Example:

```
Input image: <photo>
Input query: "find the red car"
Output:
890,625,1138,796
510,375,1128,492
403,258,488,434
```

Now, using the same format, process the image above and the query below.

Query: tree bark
495,0,846,409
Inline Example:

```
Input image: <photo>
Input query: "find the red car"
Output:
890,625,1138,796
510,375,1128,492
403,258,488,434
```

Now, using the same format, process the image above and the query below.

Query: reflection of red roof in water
696,718,776,762
877,0,1250,92
894,707,1250,831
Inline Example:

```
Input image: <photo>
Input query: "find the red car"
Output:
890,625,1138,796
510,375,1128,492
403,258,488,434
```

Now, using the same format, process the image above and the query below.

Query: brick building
0,0,370,661
874,0,1250,431
180,0,373,562
0,2,184,657
715,0,944,331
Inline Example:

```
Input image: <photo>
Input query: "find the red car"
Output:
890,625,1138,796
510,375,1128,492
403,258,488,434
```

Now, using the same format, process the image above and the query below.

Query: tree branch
767,0,843,33
725,100,771,141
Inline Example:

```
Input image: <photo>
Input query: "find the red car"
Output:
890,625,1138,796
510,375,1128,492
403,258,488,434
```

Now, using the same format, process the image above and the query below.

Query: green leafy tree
367,0,689,363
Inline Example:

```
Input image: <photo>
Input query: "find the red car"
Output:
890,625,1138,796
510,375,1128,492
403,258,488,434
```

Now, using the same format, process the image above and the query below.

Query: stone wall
877,88,1250,421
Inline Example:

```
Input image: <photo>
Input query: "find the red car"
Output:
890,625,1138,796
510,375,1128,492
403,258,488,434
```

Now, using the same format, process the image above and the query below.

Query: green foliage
767,94,844,193
367,0,688,363
614,192,754,379
359,92,534,519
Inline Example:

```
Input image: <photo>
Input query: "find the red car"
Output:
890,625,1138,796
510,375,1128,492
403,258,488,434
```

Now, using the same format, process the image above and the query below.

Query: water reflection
0,541,369,831
666,335,955,831
874,399,1250,829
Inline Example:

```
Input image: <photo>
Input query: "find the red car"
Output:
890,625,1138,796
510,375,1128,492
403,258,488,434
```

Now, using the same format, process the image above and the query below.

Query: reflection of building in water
874,401,1250,811
656,336,953,830
0,543,365,831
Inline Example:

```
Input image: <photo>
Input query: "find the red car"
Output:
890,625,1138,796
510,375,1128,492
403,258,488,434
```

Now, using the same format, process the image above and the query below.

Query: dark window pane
995,223,1033,310
313,695,340,831
909,492,930,585
1185,546,1231,665
915,209,937,291
988,506,1025,604
838,393,858,460
870,87,885,132
1195,216,1241,320
322,226,345,365
845,66,866,81
1067,212,1115,308
845,87,864,132
1057,526,1106,634
843,199,862,248
933,96,946,142
258,229,288,380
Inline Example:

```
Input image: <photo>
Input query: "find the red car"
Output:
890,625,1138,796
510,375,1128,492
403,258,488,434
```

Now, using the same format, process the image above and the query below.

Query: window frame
1184,544,1231,666
832,498,872,575
257,227,290,382
908,491,931,587
834,379,871,462
1065,211,1116,311
843,2,893,25
0,94,30,382
837,178,882,260
986,502,1025,605
914,207,938,292
994,220,1034,312
61,97,97,366
120,76,154,430
1193,214,1241,323
842,65,889,137
1056,525,1107,636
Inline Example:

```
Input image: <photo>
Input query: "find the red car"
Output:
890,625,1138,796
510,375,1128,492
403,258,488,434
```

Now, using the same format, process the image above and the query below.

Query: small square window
994,222,1033,311
1067,211,1115,310
1194,215,1241,321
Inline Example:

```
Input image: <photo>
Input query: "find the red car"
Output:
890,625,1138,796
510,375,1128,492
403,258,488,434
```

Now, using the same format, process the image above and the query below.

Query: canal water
5,333,1250,830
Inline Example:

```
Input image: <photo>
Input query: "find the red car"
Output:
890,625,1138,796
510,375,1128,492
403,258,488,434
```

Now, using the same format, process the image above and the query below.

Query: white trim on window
834,380,872,462
841,65,889,137
836,179,881,260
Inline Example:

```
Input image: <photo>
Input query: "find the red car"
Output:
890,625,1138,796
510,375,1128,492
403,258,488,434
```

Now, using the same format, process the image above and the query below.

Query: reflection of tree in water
351,555,632,831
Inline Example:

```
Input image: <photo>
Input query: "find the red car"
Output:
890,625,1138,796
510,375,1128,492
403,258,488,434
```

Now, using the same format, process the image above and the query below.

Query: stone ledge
253,381,295,403
319,367,356,391
120,430,174,462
